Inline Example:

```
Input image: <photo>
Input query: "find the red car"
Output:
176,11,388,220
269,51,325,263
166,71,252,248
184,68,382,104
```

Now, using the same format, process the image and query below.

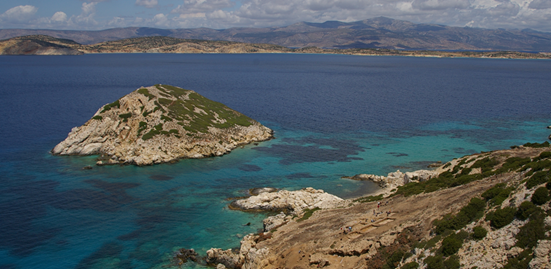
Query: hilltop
198,142,551,268
2,17,551,52
52,84,273,165
0,35,82,55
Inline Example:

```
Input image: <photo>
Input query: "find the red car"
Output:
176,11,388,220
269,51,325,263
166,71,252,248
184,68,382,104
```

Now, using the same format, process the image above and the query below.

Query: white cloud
136,0,159,8
172,0,234,14
0,5,38,23
51,11,68,22
412,0,472,10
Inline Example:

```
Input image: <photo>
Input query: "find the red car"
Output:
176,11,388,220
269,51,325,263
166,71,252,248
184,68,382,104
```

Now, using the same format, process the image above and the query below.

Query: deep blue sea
0,54,550,269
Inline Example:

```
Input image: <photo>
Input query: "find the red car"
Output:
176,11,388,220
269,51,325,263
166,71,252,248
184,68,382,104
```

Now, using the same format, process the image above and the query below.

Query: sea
0,53,550,269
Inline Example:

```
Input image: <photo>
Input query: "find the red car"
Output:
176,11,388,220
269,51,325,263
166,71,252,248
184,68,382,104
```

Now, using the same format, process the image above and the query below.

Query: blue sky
1,0,551,31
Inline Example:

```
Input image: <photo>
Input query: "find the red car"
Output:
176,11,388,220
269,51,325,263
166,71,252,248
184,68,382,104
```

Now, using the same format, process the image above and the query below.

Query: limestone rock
263,212,287,232
230,187,345,215
530,240,551,269
52,85,273,165
348,169,437,189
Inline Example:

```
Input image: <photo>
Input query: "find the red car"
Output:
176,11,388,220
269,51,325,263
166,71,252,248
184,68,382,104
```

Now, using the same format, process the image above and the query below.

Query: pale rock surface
459,219,527,268
230,187,345,215
529,240,551,269
262,212,287,232
206,234,268,269
349,169,438,193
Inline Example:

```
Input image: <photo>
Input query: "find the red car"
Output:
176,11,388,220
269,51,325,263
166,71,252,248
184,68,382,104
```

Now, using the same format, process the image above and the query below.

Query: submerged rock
52,84,273,165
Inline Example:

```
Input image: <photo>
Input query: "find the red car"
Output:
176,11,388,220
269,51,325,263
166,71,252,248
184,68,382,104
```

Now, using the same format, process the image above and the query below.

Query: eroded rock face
230,187,345,215
349,169,438,189
52,85,273,165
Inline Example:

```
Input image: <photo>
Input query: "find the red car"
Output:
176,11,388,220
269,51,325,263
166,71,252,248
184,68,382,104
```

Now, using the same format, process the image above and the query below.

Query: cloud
136,0,159,8
51,11,68,22
528,0,551,9
0,5,38,23
412,0,472,10
172,0,234,14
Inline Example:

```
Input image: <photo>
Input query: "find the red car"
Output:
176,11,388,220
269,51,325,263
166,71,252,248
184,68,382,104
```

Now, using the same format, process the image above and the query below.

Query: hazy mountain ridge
1,17,551,51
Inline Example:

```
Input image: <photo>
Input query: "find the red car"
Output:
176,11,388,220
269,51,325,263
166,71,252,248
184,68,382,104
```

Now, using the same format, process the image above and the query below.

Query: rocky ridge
200,143,551,269
52,84,273,165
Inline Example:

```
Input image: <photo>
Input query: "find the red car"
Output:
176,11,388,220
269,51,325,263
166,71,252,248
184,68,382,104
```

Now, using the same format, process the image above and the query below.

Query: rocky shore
52,84,273,165
198,144,551,269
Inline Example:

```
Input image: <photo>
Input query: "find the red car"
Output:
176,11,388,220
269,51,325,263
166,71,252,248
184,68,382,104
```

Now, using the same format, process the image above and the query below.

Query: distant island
2,17,551,52
52,85,273,165
1,35,549,59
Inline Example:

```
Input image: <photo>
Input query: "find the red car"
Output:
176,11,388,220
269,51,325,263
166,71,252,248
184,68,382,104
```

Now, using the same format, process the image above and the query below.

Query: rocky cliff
52,84,273,165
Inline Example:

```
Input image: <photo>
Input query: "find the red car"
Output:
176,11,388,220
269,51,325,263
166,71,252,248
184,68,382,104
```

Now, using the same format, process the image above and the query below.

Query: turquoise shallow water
0,54,550,268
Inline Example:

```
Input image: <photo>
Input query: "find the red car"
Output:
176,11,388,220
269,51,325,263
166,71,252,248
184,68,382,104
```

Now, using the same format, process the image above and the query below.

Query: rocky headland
199,142,551,269
52,84,273,165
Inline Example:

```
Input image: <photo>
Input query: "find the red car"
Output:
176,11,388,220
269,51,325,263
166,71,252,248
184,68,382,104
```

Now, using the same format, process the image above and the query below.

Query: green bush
440,233,464,256
100,100,120,113
434,198,486,234
401,262,419,269
481,183,513,206
523,141,550,148
443,255,460,269
515,201,537,221
516,209,546,249
119,113,132,119
471,157,498,173
472,226,488,240
526,171,550,189
503,249,533,269
531,187,550,205
486,207,516,229
297,208,320,222
92,115,103,120
425,255,444,269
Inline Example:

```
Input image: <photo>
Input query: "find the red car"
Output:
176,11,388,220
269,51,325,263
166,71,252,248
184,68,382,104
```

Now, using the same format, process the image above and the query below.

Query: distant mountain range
2,17,551,51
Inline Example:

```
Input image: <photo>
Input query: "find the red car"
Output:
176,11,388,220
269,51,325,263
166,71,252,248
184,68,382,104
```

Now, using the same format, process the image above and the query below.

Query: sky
0,0,550,32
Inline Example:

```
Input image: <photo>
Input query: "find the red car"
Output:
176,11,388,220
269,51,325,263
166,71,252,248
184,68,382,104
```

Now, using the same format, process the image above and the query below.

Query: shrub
526,171,550,189
486,207,516,229
523,141,550,148
440,233,464,256
92,115,103,120
472,226,488,240
100,100,120,113
516,209,546,249
401,262,419,269
443,255,460,269
471,157,498,173
425,255,444,269
531,187,550,205
515,201,537,221
434,198,486,234
503,249,533,269
482,183,513,206
297,207,320,222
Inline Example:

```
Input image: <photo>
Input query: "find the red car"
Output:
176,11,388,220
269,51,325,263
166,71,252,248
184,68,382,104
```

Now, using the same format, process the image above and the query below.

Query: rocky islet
52,84,273,165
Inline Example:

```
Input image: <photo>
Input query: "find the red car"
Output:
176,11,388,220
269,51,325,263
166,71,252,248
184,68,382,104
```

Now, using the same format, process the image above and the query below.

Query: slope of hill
1,17,551,51
197,142,551,269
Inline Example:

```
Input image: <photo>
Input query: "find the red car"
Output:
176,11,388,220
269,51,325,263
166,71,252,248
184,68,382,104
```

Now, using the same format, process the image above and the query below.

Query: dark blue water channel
0,54,550,268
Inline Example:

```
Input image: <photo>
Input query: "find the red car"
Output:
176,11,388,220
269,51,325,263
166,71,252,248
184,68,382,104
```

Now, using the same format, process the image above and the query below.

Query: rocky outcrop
52,84,273,165
348,169,438,191
229,187,345,215
207,234,269,269
0,36,82,55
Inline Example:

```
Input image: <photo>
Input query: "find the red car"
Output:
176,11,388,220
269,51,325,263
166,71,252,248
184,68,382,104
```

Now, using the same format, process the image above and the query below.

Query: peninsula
52,84,273,165
196,142,551,269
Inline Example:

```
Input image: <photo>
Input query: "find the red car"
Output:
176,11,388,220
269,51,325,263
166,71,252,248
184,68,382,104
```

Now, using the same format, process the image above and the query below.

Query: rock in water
52,84,273,165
